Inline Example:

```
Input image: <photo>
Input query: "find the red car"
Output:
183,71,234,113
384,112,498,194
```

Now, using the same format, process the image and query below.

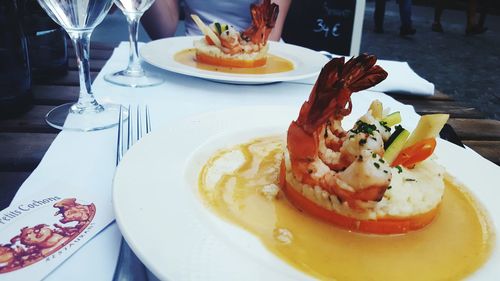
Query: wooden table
1,43,499,210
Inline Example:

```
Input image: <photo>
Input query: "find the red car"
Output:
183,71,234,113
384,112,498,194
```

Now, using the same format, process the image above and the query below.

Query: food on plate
199,137,493,280
191,0,279,68
198,55,494,280
280,54,452,234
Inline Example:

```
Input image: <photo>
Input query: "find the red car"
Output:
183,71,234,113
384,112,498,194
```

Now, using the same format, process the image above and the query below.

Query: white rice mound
194,39,268,63
283,151,446,220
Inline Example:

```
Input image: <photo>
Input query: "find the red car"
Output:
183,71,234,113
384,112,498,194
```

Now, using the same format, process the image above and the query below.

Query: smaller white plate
139,36,328,84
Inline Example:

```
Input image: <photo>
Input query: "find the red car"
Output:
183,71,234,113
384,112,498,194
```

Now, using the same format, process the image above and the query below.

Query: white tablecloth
11,42,323,281
8,42,490,280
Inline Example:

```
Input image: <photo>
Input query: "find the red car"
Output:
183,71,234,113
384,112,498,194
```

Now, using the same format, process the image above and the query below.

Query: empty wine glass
37,0,127,131
104,0,163,88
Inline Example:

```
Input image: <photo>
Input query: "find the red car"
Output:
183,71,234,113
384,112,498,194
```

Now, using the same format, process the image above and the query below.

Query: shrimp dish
280,54,451,234
190,0,279,68
198,54,494,279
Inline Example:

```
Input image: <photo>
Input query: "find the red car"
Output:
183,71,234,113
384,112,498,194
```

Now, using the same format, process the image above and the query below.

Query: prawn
241,0,279,46
286,54,390,206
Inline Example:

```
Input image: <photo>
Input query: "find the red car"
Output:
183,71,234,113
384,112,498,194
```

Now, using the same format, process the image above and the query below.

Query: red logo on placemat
0,198,96,273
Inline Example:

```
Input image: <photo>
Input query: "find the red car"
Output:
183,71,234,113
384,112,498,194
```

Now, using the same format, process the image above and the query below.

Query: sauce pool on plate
198,136,494,280
174,48,294,74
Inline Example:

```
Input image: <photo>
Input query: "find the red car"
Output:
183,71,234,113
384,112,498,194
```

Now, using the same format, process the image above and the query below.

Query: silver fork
114,105,151,281
116,105,152,165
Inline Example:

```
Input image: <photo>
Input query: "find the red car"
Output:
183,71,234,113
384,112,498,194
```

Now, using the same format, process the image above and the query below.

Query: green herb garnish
214,22,222,34
351,120,378,135
396,165,403,173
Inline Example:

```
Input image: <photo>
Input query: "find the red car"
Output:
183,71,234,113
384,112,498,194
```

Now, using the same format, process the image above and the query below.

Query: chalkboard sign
282,0,364,56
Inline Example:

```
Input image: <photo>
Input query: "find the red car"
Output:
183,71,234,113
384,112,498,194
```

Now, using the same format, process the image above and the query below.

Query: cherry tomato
391,138,437,168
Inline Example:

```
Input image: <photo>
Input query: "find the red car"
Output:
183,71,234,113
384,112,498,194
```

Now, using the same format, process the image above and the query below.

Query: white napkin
0,184,115,280
296,56,435,96
372,60,435,96
9,129,122,281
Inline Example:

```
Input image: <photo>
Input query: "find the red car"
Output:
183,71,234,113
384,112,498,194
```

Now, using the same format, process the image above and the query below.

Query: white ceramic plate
139,36,328,84
113,104,499,281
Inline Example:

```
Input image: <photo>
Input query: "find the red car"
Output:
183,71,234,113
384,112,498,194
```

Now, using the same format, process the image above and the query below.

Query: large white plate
139,36,328,84
113,104,499,280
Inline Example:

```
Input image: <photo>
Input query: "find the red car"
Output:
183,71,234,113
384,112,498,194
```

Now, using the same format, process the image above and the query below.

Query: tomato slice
279,161,439,234
391,138,437,168
195,52,267,68
205,35,215,45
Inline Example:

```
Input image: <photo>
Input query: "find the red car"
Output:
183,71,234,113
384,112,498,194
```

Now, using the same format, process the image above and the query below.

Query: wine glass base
104,70,164,88
45,103,128,132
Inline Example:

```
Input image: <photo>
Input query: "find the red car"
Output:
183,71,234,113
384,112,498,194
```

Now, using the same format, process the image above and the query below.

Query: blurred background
92,0,499,120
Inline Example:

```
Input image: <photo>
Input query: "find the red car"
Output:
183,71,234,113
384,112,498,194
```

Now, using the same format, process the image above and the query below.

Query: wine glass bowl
114,0,155,13
103,0,163,88
38,0,112,31
37,0,127,131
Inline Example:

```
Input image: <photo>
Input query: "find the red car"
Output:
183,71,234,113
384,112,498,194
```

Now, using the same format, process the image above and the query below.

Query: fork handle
112,238,148,281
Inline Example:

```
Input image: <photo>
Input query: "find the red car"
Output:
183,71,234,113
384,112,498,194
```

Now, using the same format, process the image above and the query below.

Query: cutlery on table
114,105,151,281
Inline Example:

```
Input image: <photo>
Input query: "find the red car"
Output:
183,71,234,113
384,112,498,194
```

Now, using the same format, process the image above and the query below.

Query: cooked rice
194,39,268,62
283,150,445,220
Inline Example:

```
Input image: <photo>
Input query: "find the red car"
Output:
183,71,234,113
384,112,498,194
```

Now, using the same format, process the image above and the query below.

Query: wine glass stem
125,13,143,74
68,30,101,112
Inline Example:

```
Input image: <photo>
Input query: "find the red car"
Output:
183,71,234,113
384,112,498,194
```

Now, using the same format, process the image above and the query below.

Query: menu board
282,0,358,56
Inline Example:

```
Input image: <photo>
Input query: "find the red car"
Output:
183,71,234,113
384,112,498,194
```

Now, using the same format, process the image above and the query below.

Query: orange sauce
174,48,294,74
198,136,494,280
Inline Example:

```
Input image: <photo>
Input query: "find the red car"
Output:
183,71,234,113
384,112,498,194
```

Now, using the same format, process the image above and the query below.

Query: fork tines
116,105,151,166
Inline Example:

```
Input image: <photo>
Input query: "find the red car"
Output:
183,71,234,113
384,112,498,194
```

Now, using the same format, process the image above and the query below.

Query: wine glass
103,0,163,88
37,0,126,131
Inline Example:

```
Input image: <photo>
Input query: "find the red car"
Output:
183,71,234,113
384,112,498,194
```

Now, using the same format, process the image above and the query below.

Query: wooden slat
392,90,453,102
463,141,500,165
67,41,115,51
432,90,453,101
87,41,116,50
448,119,500,141
0,133,57,171
32,85,79,105
0,172,31,209
409,100,485,118
67,48,113,60
68,58,108,71
34,70,98,86
0,105,59,133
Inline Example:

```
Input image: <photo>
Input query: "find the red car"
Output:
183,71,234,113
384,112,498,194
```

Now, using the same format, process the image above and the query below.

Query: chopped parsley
378,158,385,163
395,165,403,173
351,120,378,135
372,153,377,158
379,121,391,132
214,22,222,34
405,178,417,182
374,162,380,169
387,185,392,190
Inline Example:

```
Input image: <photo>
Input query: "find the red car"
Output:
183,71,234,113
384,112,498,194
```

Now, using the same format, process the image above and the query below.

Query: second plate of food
139,36,328,84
